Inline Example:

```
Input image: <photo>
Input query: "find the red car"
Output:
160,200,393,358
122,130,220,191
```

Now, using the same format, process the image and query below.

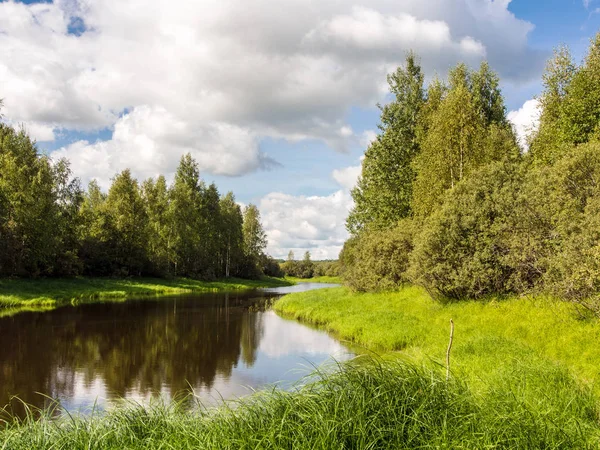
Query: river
0,283,350,418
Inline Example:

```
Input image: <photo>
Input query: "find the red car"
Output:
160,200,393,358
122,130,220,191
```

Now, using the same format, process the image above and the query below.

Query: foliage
0,121,272,280
340,219,415,292
0,124,83,277
409,162,525,299
280,251,314,278
412,63,518,217
2,356,599,449
340,35,600,311
347,53,425,233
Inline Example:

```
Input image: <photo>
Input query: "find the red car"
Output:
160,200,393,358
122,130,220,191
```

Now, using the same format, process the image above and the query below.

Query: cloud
51,105,277,188
260,189,352,260
507,98,540,150
259,159,365,259
306,7,486,62
0,0,545,184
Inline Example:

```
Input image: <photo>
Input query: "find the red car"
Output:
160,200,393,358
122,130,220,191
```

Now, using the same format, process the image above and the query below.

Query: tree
0,124,79,276
299,251,314,278
530,45,576,164
347,53,425,234
169,154,205,276
219,192,244,277
412,63,517,217
242,204,267,277
142,176,172,276
242,204,267,258
412,65,485,216
102,169,149,275
199,183,222,278
78,180,110,274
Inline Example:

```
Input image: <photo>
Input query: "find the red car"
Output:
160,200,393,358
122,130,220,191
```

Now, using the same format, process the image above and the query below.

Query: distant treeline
279,251,341,279
342,35,600,312
0,120,279,279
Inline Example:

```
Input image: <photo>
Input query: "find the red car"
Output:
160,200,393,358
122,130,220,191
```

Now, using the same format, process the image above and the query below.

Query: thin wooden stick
446,318,454,381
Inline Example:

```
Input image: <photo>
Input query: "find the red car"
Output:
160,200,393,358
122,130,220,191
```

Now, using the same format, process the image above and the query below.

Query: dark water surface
0,283,349,417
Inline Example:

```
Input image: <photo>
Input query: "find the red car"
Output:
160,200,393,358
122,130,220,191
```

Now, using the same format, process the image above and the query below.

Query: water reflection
0,286,349,418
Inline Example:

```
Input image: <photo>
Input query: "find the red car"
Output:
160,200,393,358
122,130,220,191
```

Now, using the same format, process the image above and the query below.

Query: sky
1,0,599,259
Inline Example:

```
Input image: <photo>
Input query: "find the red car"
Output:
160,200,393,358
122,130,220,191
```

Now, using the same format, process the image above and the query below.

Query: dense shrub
340,219,415,292
408,143,600,302
541,144,600,309
261,255,285,278
409,161,522,299
313,261,341,277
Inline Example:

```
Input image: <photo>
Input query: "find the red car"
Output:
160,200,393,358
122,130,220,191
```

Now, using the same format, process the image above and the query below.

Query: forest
0,116,281,280
341,34,600,314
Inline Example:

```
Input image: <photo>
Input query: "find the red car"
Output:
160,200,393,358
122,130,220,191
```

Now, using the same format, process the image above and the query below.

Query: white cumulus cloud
0,0,545,185
51,105,276,188
507,98,540,150
260,190,352,260
260,160,365,259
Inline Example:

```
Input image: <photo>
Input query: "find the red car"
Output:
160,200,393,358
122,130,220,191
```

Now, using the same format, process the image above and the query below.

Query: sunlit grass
284,276,342,284
0,276,293,310
275,286,600,395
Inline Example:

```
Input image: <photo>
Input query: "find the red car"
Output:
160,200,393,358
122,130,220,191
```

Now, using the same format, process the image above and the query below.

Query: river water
0,283,350,417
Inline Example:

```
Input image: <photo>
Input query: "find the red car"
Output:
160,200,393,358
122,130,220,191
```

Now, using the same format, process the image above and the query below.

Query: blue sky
1,0,599,258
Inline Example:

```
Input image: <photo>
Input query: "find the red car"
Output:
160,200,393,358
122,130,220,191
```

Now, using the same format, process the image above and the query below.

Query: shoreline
0,276,293,310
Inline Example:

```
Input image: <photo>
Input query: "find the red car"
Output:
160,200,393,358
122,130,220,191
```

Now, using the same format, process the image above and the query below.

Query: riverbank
2,285,600,447
284,276,341,284
274,286,600,394
0,276,292,309
2,356,597,448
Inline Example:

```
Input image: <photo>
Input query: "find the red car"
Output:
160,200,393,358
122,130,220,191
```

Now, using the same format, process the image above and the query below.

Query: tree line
279,251,341,279
342,34,600,312
0,117,278,279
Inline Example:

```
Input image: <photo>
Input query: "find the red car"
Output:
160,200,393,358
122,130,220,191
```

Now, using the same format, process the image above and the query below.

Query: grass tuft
2,357,598,449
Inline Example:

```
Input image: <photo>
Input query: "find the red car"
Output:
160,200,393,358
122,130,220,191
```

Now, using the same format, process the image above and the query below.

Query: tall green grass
0,276,292,309
274,286,600,394
2,357,597,449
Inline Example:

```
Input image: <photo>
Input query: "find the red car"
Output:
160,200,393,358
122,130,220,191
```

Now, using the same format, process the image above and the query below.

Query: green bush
340,219,415,292
409,161,523,299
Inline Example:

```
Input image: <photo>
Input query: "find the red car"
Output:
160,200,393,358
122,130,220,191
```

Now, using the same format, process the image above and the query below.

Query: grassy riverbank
0,276,292,309
274,286,600,393
3,285,600,448
284,275,341,284
2,357,598,449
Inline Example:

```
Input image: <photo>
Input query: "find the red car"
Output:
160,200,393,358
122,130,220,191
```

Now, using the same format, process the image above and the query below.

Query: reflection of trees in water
0,293,270,417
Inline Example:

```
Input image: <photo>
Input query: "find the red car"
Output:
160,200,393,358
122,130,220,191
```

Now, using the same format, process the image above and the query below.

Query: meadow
274,286,600,393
